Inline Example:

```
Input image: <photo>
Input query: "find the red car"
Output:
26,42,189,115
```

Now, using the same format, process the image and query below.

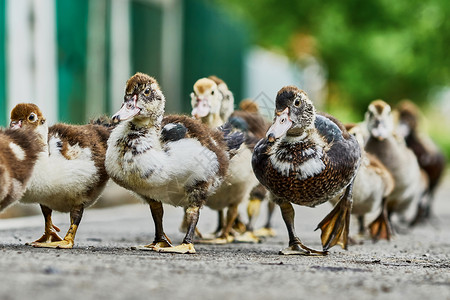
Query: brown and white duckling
106,72,241,254
190,77,259,244
0,128,40,212
364,100,427,226
330,124,395,241
395,100,446,225
252,86,361,255
10,103,110,248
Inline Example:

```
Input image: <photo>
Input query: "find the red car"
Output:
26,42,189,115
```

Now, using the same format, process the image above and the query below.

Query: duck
190,77,259,244
228,99,276,238
364,100,427,226
9,103,111,248
106,72,242,254
191,75,234,127
0,127,41,212
330,123,395,241
252,86,361,255
395,100,446,225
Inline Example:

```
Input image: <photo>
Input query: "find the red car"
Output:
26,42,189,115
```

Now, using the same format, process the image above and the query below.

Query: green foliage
216,0,450,113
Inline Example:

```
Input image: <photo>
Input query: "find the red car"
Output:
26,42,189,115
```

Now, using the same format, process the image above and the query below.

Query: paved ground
0,177,449,300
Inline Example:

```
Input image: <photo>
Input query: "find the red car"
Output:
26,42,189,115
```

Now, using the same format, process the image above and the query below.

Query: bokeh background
0,0,449,156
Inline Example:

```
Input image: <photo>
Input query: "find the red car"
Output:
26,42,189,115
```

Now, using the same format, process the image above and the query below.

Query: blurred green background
0,0,449,159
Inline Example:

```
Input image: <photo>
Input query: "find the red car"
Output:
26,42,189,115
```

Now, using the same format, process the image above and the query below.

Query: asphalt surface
0,178,449,300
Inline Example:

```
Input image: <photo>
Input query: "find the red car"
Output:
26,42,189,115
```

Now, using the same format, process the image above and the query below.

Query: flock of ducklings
0,72,445,255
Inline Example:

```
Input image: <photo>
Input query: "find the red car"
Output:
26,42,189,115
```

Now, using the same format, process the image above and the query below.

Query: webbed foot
157,243,196,254
253,227,277,238
32,238,74,249
316,186,352,250
30,227,63,244
234,231,261,243
196,235,234,244
279,242,327,256
369,211,393,241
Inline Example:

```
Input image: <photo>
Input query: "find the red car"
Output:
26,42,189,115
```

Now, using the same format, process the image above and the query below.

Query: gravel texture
0,178,449,300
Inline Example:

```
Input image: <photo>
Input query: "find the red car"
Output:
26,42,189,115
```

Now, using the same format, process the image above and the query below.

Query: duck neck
202,112,224,128
36,124,49,154
126,118,162,150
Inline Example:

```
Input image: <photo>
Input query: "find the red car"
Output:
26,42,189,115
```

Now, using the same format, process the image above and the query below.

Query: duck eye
294,99,301,107
211,90,215,95
144,88,151,96
28,113,37,122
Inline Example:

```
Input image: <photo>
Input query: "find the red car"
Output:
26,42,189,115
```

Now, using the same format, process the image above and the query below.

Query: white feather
106,121,220,207
8,142,25,160
20,136,100,212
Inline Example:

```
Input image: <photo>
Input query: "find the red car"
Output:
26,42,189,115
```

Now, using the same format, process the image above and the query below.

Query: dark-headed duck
252,86,361,255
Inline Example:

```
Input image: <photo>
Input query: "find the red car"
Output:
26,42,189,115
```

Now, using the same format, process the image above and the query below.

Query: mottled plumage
106,72,237,253
252,86,361,255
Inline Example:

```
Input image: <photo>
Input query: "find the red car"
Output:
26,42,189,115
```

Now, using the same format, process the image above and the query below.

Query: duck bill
266,108,292,142
191,98,210,119
112,96,140,123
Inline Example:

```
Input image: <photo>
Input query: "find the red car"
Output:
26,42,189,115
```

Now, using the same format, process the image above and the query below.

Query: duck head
365,100,394,141
266,86,315,142
395,100,419,138
112,72,165,125
191,77,222,119
345,123,365,148
10,103,48,140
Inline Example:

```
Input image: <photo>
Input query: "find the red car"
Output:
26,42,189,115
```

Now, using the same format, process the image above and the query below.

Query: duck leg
357,215,365,236
369,197,393,241
278,201,327,256
316,179,354,251
137,199,173,251
157,206,197,254
30,205,63,245
216,210,225,234
33,205,84,249
180,208,204,239
158,183,206,254
254,200,277,237
198,203,242,244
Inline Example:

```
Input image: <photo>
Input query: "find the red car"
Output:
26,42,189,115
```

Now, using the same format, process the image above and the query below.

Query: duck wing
161,123,188,143
314,113,344,144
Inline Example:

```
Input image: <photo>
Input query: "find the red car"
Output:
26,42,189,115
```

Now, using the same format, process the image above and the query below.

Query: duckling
10,103,110,248
190,76,258,244
229,99,276,238
330,124,395,241
395,100,446,225
191,75,234,127
364,100,426,226
252,86,361,255
208,75,235,122
0,128,40,212
106,72,240,254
